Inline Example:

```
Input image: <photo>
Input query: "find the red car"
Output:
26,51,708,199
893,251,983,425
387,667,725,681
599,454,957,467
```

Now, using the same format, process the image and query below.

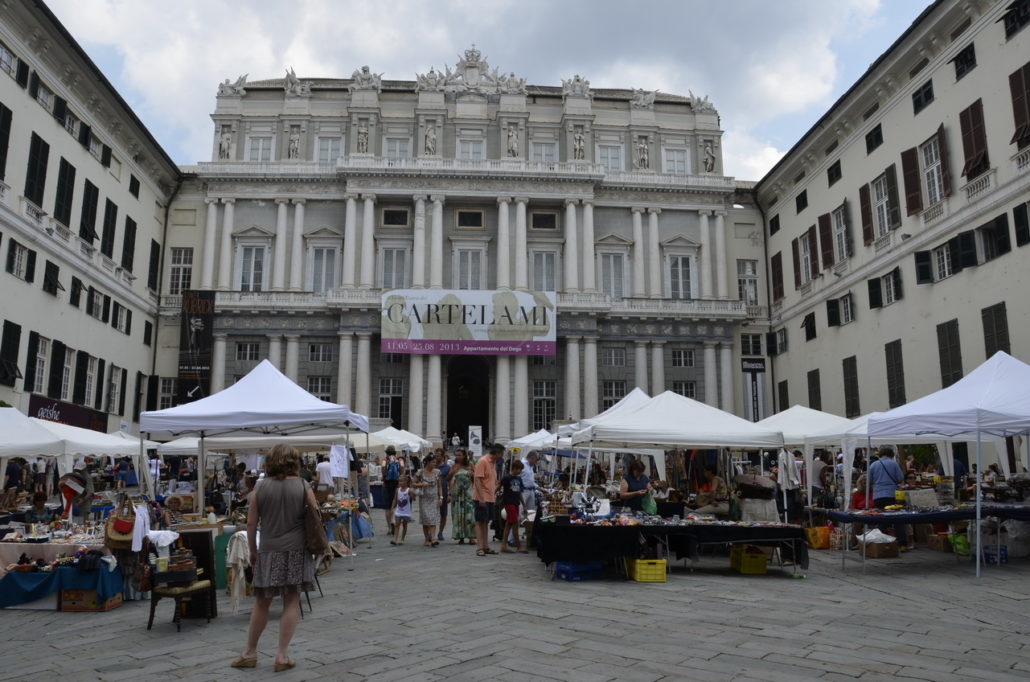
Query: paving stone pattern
2,509,1029,681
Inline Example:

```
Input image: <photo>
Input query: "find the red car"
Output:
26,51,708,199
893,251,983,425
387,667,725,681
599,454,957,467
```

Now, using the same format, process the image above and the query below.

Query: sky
46,0,933,182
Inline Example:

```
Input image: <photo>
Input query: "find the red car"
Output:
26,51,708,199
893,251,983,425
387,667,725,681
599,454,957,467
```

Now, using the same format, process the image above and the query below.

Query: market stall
0,563,122,610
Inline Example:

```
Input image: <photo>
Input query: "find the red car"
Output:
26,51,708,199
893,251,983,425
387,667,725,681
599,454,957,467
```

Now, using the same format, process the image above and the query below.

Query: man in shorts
473,443,502,556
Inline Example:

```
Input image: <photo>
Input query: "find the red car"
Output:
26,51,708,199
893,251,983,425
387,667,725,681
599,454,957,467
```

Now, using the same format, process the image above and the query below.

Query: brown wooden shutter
807,226,819,279
1010,64,1030,145
771,252,784,301
818,213,834,268
959,98,989,177
859,183,873,245
791,237,801,289
842,199,854,258
885,164,902,229
900,147,923,215
937,124,952,197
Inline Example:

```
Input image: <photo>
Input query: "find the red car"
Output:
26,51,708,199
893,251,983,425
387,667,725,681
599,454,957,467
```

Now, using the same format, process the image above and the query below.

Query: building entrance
446,356,490,447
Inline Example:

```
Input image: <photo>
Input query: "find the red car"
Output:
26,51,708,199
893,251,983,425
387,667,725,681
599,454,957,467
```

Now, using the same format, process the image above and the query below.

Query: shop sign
28,394,108,432
177,290,216,404
380,289,556,355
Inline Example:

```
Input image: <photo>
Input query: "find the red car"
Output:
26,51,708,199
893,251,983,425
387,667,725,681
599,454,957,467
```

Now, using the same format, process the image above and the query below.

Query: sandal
273,658,295,672
230,656,257,669
431,541,439,547
476,549,486,556
484,548,498,555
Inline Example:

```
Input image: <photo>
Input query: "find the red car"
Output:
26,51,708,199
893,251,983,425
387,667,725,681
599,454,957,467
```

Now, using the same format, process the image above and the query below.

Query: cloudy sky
47,0,931,181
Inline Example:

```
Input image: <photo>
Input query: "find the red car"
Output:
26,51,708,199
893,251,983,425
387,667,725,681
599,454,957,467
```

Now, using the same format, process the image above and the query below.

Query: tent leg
198,434,207,514
976,431,982,578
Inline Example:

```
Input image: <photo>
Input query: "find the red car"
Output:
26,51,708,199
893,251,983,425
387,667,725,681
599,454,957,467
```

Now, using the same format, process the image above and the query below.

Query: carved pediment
661,234,700,249
304,226,342,239
233,225,275,238
595,233,634,246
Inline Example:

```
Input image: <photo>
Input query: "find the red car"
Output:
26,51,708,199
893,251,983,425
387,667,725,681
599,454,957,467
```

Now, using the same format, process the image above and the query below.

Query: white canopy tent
507,429,556,450
0,409,66,496
867,351,1030,576
157,432,394,457
372,427,431,453
558,387,651,436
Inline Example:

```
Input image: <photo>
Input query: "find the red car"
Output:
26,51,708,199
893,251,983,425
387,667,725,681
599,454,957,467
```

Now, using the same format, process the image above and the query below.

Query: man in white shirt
314,454,334,503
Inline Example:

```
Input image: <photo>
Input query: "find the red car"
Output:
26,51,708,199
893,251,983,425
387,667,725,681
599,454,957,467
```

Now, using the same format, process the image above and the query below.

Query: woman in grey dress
414,454,442,547
233,444,316,672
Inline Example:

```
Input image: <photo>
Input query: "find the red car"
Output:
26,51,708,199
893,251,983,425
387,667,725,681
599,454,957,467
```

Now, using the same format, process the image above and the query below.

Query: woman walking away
232,444,315,672
415,455,442,547
391,475,412,545
449,450,475,544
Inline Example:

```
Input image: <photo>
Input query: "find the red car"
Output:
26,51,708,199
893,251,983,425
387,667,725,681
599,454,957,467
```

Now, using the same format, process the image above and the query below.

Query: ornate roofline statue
561,74,591,98
217,73,248,97
688,90,718,114
630,88,657,110
284,67,310,97
350,65,383,93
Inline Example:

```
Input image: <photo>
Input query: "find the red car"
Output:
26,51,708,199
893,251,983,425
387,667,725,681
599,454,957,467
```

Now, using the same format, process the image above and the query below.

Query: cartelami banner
380,289,556,355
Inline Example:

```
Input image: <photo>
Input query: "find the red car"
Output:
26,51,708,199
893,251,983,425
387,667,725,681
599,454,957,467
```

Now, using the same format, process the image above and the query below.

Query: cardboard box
927,533,952,553
913,524,935,545
860,541,899,558
60,589,123,612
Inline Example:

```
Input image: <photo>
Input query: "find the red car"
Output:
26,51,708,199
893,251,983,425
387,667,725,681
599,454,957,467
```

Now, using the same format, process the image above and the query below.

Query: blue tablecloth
0,565,123,608
325,510,373,542
827,504,1030,526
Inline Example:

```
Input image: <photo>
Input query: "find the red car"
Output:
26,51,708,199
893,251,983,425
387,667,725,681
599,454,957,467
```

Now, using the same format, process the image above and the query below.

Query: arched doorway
446,356,490,447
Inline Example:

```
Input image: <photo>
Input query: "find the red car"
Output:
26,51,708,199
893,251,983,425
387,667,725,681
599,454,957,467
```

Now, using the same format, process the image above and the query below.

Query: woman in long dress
415,455,442,547
448,450,475,544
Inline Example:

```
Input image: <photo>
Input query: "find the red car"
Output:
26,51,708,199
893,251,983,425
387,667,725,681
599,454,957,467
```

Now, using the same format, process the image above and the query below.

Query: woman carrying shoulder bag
232,444,316,672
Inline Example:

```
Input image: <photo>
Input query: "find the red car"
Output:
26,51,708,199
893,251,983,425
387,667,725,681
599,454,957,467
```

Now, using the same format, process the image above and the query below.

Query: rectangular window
885,339,906,408
799,234,812,285
1010,61,1030,149
802,312,817,341
159,378,177,409
317,137,341,163
87,289,104,321
381,208,410,228
380,248,407,290
0,320,22,387
600,253,625,298
598,144,623,172
958,99,989,179
953,43,976,80
669,255,692,299
832,204,850,261
920,136,945,207
1003,0,1030,39
837,293,854,325
529,142,557,163
309,376,333,401
741,334,762,356
100,199,118,258
0,42,16,79
381,353,404,364
736,259,758,305
937,319,963,388
309,343,334,362
32,337,49,394
112,302,130,334
6,239,31,280
248,136,272,161
865,124,883,153
882,271,900,305
107,366,123,414
35,80,53,111
53,158,76,227
239,246,265,292
37,261,58,296
912,80,934,115
771,251,783,301
384,137,410,159
530,211,558,231
457,139,484,160
826,160,841,186
169,247,193,295
807,369,821,411
377,378,403,424
672,381,696,399
0,103,11,180
60,347,74,401
663,148,688,174
601,380,626,410
777,380,789,413
775,328,788,355
129,175,140,198
842,355,860,417
79,180,99,241
532,251,557,291
143,321,153,346
310,247,337,293
934,243,953,280
532,381,556,431
872,174,891,237
602,347,625,366
83,356,97,408
121,218,136,271
795,190,808,213
63,111,78,137
769,214,780,236
24,132,49,207
236,342,259,361
671,349,694,368
455,210,484,229
982,302,1010,356
456,249,482,289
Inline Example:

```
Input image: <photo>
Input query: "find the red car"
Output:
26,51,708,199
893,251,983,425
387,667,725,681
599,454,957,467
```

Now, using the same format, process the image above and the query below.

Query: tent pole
198,433,207,514
975,430,982,578
138,436,148,499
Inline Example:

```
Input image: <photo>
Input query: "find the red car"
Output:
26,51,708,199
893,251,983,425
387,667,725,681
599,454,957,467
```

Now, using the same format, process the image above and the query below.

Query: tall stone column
216,198,235,290
513,356,529,437
564,200,579,293
580,201,596,293
714,211,728,299
514,198,528,289
267,334,282,370
651,341,665,394
358,195,376,288
648,208,662,298
564,337,581,420
699,210,712,299
355,333,371,418
284,334,300,381
272,199,289,291
430,196,444,289
631,207,646,297
426,354,442,443
408,354,424,435
495,356,511,443
289,200,305,290
703,342,718,406
337,332,353,406
341,194,358,287
210,334,226,393
720,342,734,413
634,341,648,393
412,195,427,288
496,197,511,289
200,198,218,289
582,337,598,418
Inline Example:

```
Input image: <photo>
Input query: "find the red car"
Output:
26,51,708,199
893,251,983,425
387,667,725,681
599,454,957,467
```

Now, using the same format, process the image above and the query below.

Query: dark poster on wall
177,290,215,404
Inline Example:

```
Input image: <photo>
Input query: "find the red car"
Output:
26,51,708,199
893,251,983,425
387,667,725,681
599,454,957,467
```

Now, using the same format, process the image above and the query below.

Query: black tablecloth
826,504,1030,526
535,520,809,570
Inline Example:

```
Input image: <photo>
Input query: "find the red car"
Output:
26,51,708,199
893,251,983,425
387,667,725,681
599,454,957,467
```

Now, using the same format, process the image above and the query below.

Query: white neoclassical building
157,47,768,443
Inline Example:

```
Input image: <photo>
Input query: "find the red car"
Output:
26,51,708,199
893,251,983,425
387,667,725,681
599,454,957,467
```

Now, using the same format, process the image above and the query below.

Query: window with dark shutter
143,320,153,347
956,230,978,268
1015,202,1030,246
85,286,95,316
42,260,63,295
102,295,111,323
795,190,808,214
914,251,933,284
22,332,38,395
959,99,989,178
859,183,874,245
801,312,817,341
121,217,136,271
15,60,29,88
937,124,953,197
1003,0,1030,39
994,214,1012,256
766,331,778,357
100,144,112,168
865,124,883,153
885,164,902,229
769,214,780,235
818,213,834,269
0,103,11,181
146,375,159,412
95,359,106,410
777,380,789,413
826,299,840,327
982,302,1010,356
134,371,144,422
842,356,860,417
147,240,160,290
868,277,883,309
900,147,923,215
52,96,66,124
912,80,934,115
0,320,23,387
826,160,841,187
100,199,117,258
69,277,83,307
53,158,76,227
72,351,89,404
891,267,903,302
23,132,49,207
118,369,127,416
807,226,819,279
807,369,821,411
1010,62,1030,149
937,319,963,388
47,341,66,399
791,238,801,289
77,122,91,148
771,252,783,301
79,180,99,241
129,175,140,198
885,340,906,408
952,43,976,80
28,71,39,99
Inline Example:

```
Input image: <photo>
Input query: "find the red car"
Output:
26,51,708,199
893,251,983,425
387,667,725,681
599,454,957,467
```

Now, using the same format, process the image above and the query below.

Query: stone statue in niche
703,141,716,173
636,136,649,169
424,124,437,155
507,125,519,157
357,123,369,154
350,65,383,92
688,90,718,114
288,128,301,159
218,73,247,96
630,88,657,109
218,126,233,160
416,67,446,92
561,74,591,98
573,129,585,160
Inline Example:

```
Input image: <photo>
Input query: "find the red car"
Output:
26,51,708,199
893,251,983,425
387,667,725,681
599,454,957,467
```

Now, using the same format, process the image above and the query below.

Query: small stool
147,579,212,632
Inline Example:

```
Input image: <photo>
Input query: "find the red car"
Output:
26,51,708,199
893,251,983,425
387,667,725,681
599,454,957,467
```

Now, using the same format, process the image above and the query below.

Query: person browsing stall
499,460,526,553
473,443,502,556
868,446,910,550
620,458,651,512
24,492,53,523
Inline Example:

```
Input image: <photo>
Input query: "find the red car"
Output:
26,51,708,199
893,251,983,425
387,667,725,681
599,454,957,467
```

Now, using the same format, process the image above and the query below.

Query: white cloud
721,128,787,182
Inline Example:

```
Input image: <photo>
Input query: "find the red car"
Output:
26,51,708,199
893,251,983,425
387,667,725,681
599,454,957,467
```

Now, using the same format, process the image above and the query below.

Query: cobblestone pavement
3,509,1030,681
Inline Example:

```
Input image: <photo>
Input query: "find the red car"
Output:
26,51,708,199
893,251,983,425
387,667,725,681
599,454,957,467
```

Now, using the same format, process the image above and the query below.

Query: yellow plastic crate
626,558,666,582
737,551,768,575
729,545,743,571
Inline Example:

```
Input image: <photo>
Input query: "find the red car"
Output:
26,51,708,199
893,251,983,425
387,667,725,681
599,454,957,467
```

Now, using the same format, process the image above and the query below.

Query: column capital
564,198,579,207
635,340,648,348
565,335,581,343
356,331,373,339
513,196,529,205
497,196,512,205
205,197,220,205
631,206,645,214
647,207,662,215
698,209,712,217
337,331,354,339
430,194,445,204
412,194,428,202
274,198,291,205
650,339,666,346
283,333,301,340
266,333,283,341
581,198,594,207
360,194,376,202
291,198,306,205
582,335,599,344
343,193,359,201
222,197,236,205
213,332,228,340
714,209,727,217
703,341,718,349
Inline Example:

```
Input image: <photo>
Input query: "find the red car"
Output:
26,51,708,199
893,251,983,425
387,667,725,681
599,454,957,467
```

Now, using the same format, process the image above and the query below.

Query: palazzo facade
157,48,768,443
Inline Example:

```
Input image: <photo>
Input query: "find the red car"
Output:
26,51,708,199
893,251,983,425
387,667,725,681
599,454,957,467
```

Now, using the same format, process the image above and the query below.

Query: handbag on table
104,497,136,550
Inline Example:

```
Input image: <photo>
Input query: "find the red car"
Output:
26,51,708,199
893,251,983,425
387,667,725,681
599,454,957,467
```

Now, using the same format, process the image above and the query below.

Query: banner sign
380,289,556,355
740,358,766,422
177,290,216,404
468,426,483,459
29,395,108,432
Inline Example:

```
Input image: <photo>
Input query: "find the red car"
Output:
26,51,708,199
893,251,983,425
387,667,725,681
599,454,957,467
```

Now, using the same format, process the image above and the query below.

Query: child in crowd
499,460,526,553
391,475,412,545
